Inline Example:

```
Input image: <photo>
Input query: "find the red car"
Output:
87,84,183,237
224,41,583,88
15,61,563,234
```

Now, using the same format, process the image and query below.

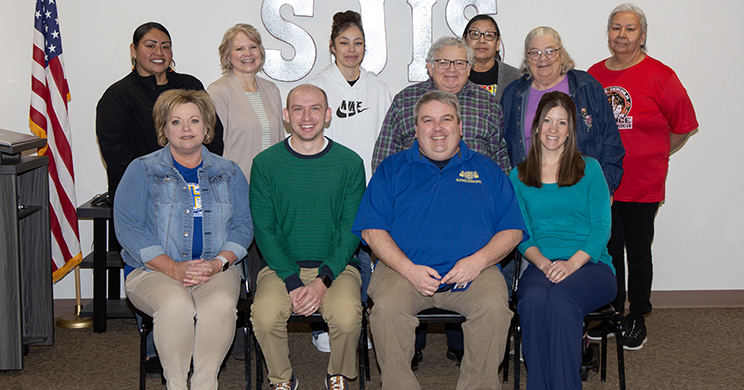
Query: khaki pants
250,265,362,383
369,263,512,390
125,266,241,390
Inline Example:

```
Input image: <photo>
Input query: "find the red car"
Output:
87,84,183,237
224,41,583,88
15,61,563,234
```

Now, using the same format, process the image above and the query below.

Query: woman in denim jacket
114,89,253,390
501,26,625,195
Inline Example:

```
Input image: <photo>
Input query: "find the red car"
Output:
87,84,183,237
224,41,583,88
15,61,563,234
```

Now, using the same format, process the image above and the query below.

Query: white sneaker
313,331,373,351
312,331,331,353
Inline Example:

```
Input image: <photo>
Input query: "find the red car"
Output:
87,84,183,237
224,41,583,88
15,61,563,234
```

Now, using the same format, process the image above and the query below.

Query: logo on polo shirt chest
456,170,481,184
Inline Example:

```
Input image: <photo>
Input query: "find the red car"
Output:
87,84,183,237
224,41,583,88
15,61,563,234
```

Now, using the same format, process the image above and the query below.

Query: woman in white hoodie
307,9,391,354
308,10,392,182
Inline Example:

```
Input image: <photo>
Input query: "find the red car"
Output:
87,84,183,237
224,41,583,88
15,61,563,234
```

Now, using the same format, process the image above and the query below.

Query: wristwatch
318,274,333,288
215,255,229,272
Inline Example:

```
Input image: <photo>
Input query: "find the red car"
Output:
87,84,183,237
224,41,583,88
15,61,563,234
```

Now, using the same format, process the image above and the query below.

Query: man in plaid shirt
371,36,511,174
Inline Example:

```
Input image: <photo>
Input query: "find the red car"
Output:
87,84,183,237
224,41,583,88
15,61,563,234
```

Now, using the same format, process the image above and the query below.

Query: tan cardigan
207,71,285,181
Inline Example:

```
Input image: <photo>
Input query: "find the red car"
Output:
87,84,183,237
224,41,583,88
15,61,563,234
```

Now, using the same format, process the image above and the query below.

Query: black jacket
96,70,224,196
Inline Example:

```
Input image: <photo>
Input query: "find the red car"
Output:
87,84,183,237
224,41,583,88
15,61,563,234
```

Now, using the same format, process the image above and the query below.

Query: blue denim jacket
501,69,625,193
114,145,253,270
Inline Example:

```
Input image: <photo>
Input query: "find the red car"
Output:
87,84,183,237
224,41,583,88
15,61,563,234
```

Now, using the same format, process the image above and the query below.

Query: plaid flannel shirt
371,78,511,174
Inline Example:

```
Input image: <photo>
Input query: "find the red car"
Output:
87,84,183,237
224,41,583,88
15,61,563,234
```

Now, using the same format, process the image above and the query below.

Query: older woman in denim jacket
115,89,253,390
501,26,624,194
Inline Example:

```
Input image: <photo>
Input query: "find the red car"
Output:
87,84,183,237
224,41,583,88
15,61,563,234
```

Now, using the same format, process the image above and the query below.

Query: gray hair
608,3,648,52
414,90,461,124
519,26,575,77
426,36,474,66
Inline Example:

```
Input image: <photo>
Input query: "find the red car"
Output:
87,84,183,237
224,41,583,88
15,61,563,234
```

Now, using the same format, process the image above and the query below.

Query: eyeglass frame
467,30,498,41
430,58,470,70
526,48,562,61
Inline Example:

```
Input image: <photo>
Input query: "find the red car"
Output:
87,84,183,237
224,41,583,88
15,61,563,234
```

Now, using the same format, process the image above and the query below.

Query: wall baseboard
650,290,744,309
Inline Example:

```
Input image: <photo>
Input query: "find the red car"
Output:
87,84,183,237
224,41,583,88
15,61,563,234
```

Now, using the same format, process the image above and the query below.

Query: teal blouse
509,156,614,273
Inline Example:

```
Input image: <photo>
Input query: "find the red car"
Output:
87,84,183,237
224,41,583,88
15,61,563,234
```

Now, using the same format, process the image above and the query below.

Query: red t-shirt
588,56,698,202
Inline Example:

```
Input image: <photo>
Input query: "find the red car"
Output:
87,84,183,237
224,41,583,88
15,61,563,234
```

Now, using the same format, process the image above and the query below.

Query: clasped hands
289,278,328,316
404,257,483,297
175,258,222,287
541,260,576,284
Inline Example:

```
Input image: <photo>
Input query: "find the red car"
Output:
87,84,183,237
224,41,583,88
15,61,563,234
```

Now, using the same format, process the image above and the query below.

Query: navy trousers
518,261,617,390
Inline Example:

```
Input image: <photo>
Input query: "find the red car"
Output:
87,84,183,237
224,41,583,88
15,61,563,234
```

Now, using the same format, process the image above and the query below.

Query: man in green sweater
249,84,366,390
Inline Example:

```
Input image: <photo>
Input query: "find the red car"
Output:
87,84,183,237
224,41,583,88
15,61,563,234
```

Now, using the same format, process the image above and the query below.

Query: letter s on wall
261,0,317,82
445,0,497,39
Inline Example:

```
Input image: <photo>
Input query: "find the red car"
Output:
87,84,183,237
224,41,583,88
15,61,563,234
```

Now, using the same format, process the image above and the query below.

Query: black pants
607,201,660,323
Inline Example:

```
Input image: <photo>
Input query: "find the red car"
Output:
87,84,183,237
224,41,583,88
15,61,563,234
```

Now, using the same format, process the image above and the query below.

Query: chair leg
244,324,252,390
615,315,626,390
363,313,371,381
600,321,608,382
139,318,148,390
514,319,521,390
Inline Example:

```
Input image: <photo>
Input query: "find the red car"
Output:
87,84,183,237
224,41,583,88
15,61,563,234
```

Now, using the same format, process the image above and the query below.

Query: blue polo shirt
352,140,527,276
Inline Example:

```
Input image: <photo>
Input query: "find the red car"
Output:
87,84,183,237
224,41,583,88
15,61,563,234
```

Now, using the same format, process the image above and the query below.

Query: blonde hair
153,89,216,146
218,24,265,74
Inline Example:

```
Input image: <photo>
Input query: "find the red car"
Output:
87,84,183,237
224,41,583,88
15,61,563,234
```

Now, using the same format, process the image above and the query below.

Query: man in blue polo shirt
352,90,527,390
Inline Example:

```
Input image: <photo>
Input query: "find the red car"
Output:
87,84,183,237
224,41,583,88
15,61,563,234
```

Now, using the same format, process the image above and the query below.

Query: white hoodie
308,64,392,183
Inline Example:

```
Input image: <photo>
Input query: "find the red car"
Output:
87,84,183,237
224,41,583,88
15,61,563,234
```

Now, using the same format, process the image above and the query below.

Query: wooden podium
0,132,53,370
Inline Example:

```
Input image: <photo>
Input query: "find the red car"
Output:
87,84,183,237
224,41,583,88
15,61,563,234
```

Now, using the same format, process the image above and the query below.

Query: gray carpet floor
1,308,742,389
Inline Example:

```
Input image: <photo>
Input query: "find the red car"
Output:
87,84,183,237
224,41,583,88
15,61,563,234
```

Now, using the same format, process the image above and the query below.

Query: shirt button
185,209,190,214
183,186,187,191
184,231,189,237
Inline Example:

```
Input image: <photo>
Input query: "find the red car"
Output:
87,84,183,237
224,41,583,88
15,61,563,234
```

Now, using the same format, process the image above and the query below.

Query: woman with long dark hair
510,91,617,390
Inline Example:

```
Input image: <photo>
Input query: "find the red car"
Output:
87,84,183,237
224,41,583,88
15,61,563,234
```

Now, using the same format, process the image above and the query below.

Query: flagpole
55,265,93,329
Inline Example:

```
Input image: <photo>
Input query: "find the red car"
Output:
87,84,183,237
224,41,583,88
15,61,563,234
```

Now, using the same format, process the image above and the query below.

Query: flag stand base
56,304,93,329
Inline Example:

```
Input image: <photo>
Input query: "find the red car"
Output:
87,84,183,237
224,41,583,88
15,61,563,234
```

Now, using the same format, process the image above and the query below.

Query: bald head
286,84,329,110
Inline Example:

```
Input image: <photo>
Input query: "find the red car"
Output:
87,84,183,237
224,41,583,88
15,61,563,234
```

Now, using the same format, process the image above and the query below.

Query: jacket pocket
153,174,179,204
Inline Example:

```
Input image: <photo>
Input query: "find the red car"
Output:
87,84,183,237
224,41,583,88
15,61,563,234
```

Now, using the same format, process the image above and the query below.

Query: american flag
29,0,81,282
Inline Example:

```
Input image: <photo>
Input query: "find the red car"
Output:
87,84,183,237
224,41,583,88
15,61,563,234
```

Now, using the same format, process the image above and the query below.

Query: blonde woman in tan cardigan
208,24,285,180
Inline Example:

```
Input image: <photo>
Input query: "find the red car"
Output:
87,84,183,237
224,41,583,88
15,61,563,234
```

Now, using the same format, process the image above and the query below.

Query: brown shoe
325,374,348,390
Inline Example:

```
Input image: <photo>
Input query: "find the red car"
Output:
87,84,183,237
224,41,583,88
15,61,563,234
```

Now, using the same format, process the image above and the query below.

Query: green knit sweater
249,138,365,291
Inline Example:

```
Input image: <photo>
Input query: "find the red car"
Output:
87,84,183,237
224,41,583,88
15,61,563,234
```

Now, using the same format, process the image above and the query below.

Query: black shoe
411,350,423,371
145,356,163,377
622,319,647,351
445,347,463,366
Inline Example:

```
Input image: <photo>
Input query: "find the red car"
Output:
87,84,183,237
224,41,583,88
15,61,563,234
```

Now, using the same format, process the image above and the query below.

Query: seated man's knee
251,295,290,330
327,300,362,335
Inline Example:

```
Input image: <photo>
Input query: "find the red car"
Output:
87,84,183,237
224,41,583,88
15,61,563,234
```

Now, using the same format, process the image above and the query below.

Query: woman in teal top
509,91,616,390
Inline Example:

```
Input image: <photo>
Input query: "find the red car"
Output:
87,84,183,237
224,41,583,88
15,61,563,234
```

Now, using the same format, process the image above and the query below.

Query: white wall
1,0,741,299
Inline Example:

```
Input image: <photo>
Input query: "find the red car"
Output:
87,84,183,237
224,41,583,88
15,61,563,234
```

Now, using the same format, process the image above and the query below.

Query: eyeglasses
431,59,470,70
467,30,498,41
527,48,561,61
